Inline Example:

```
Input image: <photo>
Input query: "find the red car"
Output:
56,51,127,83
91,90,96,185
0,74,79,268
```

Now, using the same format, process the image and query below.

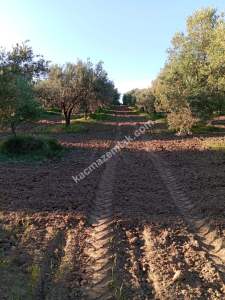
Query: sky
0,0,224,94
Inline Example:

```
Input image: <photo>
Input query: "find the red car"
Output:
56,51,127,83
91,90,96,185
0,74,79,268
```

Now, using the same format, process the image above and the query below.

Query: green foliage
154,8,225,133
192,122,224,134
36,60,119,125
0,135,63,160
122,89,137,106
1,41,48,81
167,106,196,135
0,42,48,134
40,110,61,118
94,107,110,114
122,87,155,114
149,112,165,121
90,112,110,121
0,74,42,134
135,88,155,114
28,264,41,290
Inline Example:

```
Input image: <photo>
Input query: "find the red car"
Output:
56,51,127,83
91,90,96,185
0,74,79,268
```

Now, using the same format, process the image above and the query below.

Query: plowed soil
0,107,224,299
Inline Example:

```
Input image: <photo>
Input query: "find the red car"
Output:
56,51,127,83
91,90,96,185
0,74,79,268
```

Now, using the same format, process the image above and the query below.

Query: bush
167,106,196,135
0,135,63,159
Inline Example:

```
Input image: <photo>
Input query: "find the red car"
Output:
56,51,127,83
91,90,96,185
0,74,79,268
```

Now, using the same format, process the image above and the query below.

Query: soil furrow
147,150,225,282
1,106,225,299
113,219,154,299
35,229,66,300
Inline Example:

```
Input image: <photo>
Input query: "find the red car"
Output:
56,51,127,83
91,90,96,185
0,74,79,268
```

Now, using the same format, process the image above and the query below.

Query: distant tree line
123,8,225,134
0,41,120,134
122,88,155,114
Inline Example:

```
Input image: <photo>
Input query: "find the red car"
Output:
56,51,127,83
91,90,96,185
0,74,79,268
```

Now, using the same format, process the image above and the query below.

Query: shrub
167,106,196,135
0,135,63,159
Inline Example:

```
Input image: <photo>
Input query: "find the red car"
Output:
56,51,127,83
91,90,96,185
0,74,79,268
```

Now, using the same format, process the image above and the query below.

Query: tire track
113,147,168,299
147,149,225,279
84,127,120,300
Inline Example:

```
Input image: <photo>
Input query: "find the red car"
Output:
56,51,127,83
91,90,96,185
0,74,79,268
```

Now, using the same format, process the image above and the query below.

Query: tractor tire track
83,127,121,300
147,150,225,280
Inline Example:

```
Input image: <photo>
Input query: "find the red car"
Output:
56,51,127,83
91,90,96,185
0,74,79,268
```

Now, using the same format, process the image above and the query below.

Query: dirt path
0,106,225,299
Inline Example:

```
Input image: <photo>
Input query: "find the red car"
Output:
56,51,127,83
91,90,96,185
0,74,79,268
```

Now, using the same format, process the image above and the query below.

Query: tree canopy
0,42,47,134
153,7,225,133
36,60,120,125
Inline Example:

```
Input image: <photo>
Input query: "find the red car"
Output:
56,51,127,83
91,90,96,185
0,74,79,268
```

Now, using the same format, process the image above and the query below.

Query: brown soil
0,107,224,299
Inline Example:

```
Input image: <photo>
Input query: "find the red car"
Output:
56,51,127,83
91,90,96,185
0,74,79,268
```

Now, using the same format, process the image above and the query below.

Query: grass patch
130,108,166,120
34,123,88,134
89,110,118,122
136,111,165,120
149,112,165,121
95,107,113,114
63,123,89,133
192,122,225,134
40,110,62,118
0,135,64,161
90,112,112,121
203,139,225,151
129,107,142,115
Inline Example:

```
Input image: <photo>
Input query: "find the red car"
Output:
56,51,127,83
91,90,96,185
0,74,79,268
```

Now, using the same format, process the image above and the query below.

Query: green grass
192,122,225,134
149,112,165,121
40,109,62,118
0,135,64,161
90,112,111,121
90,107,120,121
129,107,166,120
95,107,113,114
38,107,119,125
34,122,89,134
88,110,118,122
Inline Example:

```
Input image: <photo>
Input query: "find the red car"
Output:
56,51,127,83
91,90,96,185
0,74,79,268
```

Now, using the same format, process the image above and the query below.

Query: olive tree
0,42,48,134
36,59,119,125
154,8,225,133
135,88,155,114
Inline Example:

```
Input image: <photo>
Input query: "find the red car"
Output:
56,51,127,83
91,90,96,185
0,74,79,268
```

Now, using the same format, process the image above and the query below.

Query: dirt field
0,107,224,299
